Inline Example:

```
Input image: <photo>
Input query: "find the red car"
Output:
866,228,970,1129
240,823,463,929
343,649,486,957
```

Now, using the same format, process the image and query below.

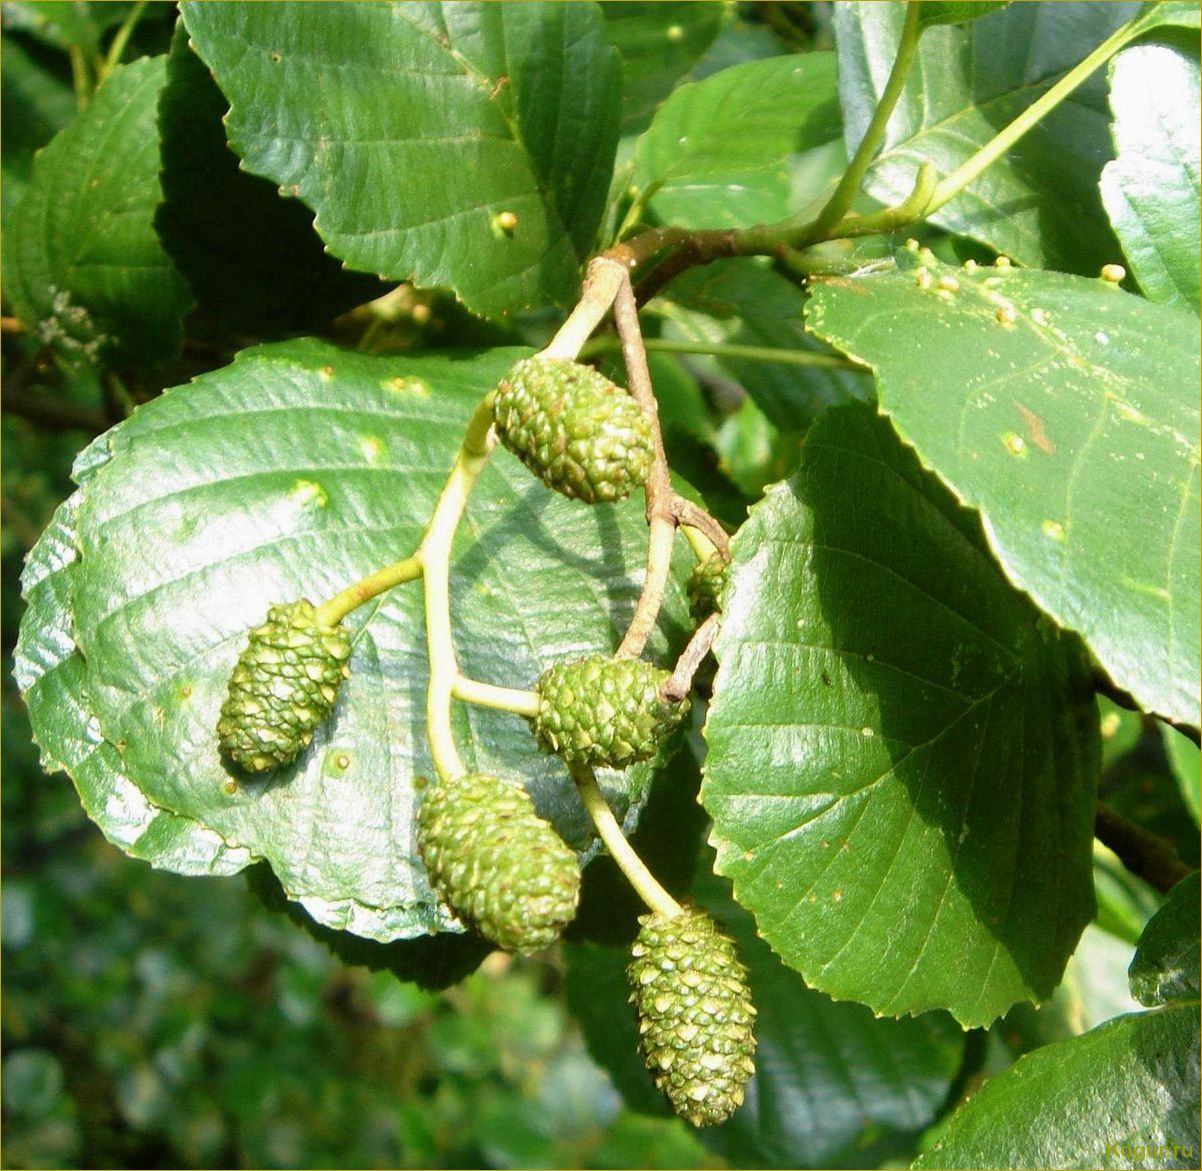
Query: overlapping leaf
703,403,1100,1026
1101,40,1201,313
180,2,620,320
567,854,965,1167
14,340,695,941
806,251,1201,729
156,25,385,337
600,2,725,134
629,53,841,229
834,1,1137,273
916,874,1201,1169
2,56,192,368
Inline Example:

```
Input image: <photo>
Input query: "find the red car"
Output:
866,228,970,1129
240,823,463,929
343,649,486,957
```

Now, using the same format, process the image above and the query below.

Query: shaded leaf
2,56,192,369
1101,39,1201,312
1161,724,1201,824
915,2,1010,30
156,25,385,337
0,35,75,224
834,1,1137,272
630,53,841,229
181,1,620,319
1129,871,1201,1006
806,251,1201,729
19,339,693,940
914,1002,1200,1169
600,2,725,134
703,403,1100,1026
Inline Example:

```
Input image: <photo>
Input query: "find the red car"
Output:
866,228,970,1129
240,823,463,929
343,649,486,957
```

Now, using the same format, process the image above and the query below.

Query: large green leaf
629,53,841,230
834,1,1137,273
156,25,385,337
600,2,725,135
19,339,693,941
180,2,620,320
566,854,965,1168
703,403,1100,1026
2,56,192,368
914,1001,1200,1169
13,496,251,877
1101,40,1201,313
1129,871,1200,1006
806,252,1201,730
657,258,872,430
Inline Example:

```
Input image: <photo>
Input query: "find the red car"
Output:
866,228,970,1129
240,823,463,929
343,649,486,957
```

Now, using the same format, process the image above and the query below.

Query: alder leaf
806,250,1201,729
703,403,1100,1026
2,56,192,369
180,1,621,320
16,340,694,941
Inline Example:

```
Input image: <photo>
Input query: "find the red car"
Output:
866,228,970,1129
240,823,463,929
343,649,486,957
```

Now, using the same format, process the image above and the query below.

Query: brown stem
1,316,25,334
671,497,731,560
613,272,679,660
1094,669,1200,747
661,613,720,703
1095,803,1193,894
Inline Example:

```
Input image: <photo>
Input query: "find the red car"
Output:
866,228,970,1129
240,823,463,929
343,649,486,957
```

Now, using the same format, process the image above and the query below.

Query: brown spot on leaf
1017,404,1056,454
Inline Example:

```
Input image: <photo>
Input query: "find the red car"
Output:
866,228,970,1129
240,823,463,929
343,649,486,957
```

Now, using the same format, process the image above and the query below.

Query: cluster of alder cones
215,356,755,1127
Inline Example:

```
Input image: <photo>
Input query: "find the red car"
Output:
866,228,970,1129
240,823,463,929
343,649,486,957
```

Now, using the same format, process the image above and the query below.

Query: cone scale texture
628,907,757,1127
417,772,580,954
532,655,689,769
217,600,351,773
493,357,654,503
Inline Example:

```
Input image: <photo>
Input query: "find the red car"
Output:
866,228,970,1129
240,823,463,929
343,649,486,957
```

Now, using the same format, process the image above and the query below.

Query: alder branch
1095,803,1193,894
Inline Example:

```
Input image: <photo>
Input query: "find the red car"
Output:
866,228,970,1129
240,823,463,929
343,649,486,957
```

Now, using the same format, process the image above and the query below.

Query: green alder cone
686,551,727,622
492,356,654,503
532,654,689,769
216,600,352,773
416,772,581,954
628,906,757,1127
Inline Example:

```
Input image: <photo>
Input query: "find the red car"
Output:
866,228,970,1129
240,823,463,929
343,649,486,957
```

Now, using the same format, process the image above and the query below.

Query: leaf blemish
289,479,329,509
1017,404,1055,454
384,376,431,398
1042,519,1065,541
1002,432,1027,457
358,435,386,463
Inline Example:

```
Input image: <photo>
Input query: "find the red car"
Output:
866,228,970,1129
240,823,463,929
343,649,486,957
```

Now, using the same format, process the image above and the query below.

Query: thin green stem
314,553,423,627
421,396,497,782
99,0,147,83
570,764,681,918
451,676,539,719
926,14,1148,216
806,0,924,238
581,335,866,371
68,45,92,109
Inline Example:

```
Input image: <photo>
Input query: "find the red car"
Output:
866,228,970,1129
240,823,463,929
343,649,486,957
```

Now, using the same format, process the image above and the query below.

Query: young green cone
628,907,757,1127
492,357,654,503
687,552,727,622
417,772,580,954
532,654,689,770
217,600,351,773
